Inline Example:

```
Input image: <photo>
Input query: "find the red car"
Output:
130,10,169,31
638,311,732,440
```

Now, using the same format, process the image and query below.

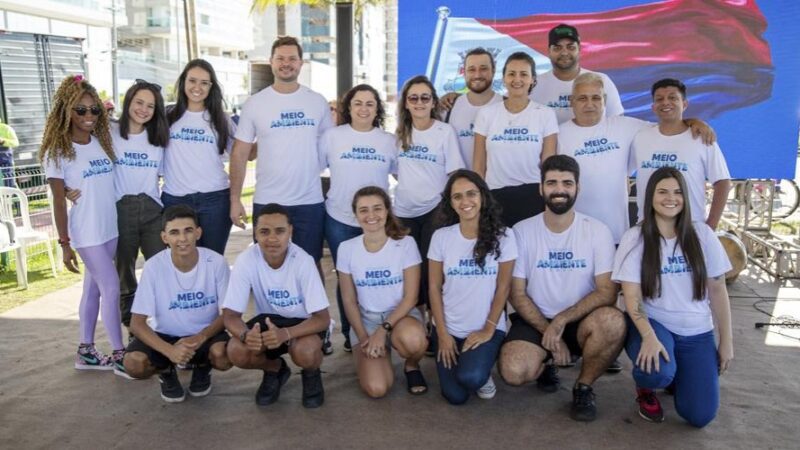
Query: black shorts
491,183,545,227
505,313,583,358
126,331,230,370
246,314,326,360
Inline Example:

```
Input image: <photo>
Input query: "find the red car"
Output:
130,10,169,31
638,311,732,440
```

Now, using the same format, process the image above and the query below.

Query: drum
718,231,747,283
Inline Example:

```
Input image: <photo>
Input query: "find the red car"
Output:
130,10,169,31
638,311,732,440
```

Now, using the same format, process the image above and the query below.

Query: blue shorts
254,202,325,261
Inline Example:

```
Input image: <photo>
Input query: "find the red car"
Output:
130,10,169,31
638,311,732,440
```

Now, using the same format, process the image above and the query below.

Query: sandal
404,369,428,395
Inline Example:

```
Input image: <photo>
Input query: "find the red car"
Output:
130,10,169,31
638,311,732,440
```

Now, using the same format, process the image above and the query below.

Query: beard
467,77,492,94
545,193,576,215
553,55,578,71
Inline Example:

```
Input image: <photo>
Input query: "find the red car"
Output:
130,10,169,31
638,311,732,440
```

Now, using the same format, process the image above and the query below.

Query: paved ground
1,229,799,449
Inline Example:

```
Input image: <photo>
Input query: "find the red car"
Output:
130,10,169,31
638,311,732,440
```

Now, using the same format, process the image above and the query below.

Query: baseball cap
548,24,580,46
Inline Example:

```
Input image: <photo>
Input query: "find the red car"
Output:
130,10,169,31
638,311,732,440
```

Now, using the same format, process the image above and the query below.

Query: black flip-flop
404,369,428,395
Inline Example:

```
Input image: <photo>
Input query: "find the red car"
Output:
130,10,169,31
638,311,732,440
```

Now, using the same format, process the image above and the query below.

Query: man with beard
532,24,624,124
497,155,625,422
446,47,503,169
228,36,333,266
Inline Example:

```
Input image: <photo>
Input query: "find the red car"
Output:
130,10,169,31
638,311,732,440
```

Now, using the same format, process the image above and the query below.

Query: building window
200,14,210,26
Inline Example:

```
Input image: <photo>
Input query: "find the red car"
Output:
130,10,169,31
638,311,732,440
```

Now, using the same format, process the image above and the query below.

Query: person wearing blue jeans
428,170,517,405
163,189,231,255
433,328,505,405
625,318,720,427
324,212,361,347
612,167,733,427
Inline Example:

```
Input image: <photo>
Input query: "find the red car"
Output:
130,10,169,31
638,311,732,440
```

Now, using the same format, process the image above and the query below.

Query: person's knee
498,358,539,386
679,405,717,428
441,388,469,405
123,352,150,379
226,340,252,368
360,377,390,399
290,337,322,369
209,342,232,371
455,367,489,391
394,327,427,358
633,367,674,389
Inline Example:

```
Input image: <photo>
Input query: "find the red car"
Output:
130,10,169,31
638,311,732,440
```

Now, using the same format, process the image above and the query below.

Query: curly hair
434,169,506,269
38,75,115,167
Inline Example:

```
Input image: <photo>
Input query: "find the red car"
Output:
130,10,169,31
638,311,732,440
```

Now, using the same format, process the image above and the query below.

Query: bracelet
58,237,71,246
486,318,498,327
284,328,292,341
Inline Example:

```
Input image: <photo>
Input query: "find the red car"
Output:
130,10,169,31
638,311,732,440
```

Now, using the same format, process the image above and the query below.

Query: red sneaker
636,388,665,423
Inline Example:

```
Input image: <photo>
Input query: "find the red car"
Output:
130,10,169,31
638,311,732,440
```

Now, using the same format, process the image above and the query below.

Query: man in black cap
531,24,625,124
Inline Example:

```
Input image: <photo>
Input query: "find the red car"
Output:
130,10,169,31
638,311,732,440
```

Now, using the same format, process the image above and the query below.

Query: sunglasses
72,106,103,116
135,78,163,91
407,94,433,105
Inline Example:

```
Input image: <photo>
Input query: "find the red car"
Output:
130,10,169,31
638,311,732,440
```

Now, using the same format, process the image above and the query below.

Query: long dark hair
167,59,230,154
640,167,707,300
435,169,506,269
341,84,385,129
352,186,408,240
395,75,439,151
119,81,169,147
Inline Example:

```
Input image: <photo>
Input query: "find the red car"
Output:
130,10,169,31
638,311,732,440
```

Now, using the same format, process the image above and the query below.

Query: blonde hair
38,75,115,167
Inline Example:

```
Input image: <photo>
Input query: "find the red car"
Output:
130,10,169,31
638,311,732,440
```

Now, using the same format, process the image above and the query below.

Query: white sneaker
477,375,497,399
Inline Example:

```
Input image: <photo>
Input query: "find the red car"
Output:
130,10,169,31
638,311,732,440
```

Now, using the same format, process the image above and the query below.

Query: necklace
173,262,200,291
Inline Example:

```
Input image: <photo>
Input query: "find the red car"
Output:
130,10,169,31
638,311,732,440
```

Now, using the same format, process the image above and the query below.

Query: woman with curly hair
320,84,397,352
163,59,236,254
337,186,428,397
428,169,517,404
39,74,126,375
612,167,733,427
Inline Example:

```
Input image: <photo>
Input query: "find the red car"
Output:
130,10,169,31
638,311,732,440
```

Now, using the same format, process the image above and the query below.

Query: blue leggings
625,316,719,428
434,328,505,405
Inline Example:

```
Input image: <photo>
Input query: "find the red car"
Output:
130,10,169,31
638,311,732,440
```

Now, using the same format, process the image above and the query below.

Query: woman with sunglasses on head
612,167,733,427
394,75,465,321
163,59,236,255
428,170,516,405
40,75,126,374
337,186,429,397
320,84,398,352
473,51,559,227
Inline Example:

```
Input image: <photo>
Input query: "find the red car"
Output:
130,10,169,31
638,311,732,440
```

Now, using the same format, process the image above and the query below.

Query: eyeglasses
407,94,433,105
72,106,102,116
135,78,162,91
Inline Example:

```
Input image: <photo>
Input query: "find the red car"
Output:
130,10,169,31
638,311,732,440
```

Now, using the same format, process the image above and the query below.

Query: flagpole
425,6,451,80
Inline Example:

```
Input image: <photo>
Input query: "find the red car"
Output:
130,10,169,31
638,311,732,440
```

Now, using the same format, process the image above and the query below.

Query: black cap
548,24,580,46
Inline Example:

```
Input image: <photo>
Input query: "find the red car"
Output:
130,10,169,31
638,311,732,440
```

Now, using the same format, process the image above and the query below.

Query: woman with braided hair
39,75,127,376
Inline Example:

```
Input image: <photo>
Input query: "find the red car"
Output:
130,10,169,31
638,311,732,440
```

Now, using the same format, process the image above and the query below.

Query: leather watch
381,321,393,332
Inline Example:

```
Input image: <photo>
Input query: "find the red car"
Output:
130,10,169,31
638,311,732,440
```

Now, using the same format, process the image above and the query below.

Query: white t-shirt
131,248,230,337
320,125,397,227
612,223,731,336
336,235,421,313
474,100,559,189
162,110,235,196
448,93,504,170
235,85,334,206
223,243,329,318
111,123,164,205
393,120,465,218
428,224,517,338
513,213,615,319
633,127,731,223
558,116,650,243
43,137,118,249
531,68,625,124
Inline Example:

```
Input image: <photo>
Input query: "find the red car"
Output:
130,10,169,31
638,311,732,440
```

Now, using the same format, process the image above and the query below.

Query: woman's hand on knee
636,334,669,374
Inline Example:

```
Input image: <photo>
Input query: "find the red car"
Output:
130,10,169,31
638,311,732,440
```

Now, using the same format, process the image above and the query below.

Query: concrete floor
1,229,799,449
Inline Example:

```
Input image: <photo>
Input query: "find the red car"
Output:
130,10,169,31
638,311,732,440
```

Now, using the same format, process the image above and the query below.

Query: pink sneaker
75,344,112,371
636,388,665,423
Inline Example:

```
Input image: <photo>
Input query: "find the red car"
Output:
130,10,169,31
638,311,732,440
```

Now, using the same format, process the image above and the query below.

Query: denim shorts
349,306,424,346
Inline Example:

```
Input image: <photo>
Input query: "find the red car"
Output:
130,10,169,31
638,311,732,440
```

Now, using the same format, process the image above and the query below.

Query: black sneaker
188,364,212,397
606,358,623,374
322,328,333,356
570,383,597,422
255,358,290,406
536,364,560,393
343,336,352,353
159,366,185,403
301,368,324,408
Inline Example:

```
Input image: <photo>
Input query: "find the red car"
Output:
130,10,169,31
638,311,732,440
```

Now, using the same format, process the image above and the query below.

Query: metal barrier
0,163,57,261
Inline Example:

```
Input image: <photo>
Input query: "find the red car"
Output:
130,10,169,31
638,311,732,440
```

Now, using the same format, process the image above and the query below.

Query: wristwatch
381,321,393,332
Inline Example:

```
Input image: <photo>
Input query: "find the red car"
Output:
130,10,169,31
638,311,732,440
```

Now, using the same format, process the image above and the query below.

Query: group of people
38,24,734,427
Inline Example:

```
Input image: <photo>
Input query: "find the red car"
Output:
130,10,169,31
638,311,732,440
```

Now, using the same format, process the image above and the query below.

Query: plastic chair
0,187,58,288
